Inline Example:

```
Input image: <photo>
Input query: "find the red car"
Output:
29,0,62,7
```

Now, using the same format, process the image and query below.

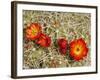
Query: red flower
70,38,88,61
59,48,67,55
25,23,42,40
36,33,51,47
58,38,67,55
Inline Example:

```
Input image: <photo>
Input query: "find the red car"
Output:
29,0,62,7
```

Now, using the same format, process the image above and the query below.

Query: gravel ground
23,10,91,69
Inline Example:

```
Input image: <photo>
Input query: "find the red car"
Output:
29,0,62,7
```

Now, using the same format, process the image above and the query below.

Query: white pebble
56,30,59,33
50,57,53,60
59,61,62,64
32,48,36,51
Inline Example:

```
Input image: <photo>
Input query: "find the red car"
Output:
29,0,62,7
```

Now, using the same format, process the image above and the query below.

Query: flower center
32,29,38,35
76,48,80,52
74,47,81,55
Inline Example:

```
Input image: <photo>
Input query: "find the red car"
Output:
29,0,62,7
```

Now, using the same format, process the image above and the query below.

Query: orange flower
25,23,42,40
70,38,88,61
36,33,51,47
